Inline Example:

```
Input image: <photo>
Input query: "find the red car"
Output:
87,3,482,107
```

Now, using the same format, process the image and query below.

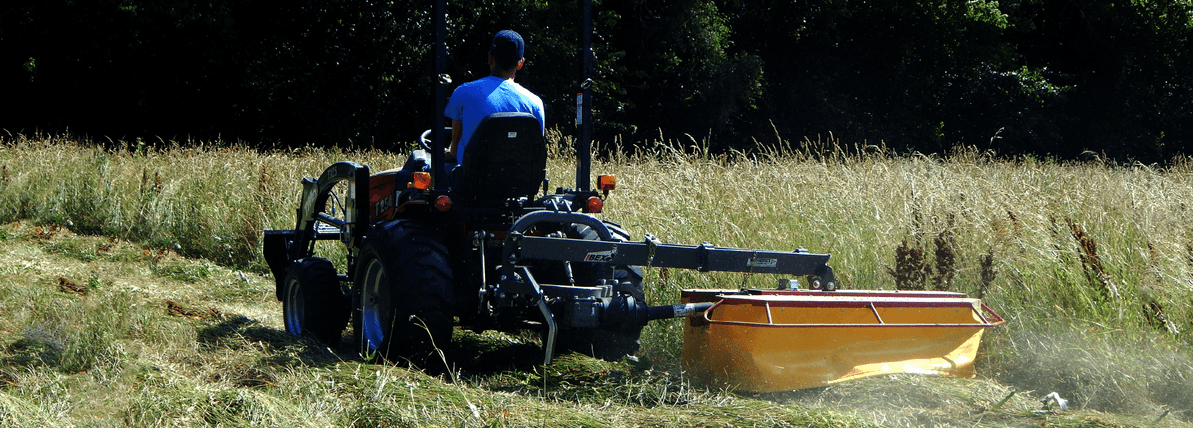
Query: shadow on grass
449,329,547,376
193,315,551,377
195,315,353,368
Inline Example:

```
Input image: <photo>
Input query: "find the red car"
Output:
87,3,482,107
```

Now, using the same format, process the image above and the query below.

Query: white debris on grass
1040,391,1068,411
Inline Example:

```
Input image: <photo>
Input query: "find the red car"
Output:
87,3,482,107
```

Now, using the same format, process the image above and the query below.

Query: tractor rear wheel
283,258,350,345
353,221,453,368
558,221,646,361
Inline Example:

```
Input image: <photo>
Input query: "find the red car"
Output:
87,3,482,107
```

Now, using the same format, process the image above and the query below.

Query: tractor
261,110,839,366
261,0,838,367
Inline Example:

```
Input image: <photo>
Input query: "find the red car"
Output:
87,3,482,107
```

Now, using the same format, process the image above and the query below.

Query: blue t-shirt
445,76,545,164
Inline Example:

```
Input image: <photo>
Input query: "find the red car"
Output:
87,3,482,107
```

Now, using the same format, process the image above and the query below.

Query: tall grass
2,132,1192,424
0,134,410,270
585,135,1193,417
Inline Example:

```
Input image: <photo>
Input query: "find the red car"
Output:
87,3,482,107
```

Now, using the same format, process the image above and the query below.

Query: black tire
557,221,647,360
352,221,454,368
283,258,350,345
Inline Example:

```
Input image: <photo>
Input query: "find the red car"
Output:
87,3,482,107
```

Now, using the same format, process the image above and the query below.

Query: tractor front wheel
353,221,453,369
283,258,350,345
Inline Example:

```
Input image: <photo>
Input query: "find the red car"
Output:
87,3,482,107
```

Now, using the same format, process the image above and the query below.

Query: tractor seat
457,112,547,203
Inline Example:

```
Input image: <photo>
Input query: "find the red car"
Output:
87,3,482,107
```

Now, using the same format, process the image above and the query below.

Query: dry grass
0,132,1191,426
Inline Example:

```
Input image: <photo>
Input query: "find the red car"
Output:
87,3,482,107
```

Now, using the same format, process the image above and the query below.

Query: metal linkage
515,234,836,284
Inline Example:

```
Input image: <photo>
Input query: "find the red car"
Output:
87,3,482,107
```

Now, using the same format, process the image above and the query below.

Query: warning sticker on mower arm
747,257,778,268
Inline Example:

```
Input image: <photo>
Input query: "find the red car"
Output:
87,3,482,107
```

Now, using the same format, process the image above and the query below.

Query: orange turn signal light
597,174,616,191
434,195,452,212
584,196,604,213
411,172,432,190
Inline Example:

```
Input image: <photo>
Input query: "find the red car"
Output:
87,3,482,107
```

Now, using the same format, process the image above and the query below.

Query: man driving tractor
447,29,546,164
396,29,545,189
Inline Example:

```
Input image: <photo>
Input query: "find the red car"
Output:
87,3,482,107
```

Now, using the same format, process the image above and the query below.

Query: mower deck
681,289,1005,392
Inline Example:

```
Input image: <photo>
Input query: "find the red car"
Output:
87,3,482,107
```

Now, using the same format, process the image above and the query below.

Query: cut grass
0,134,1191,426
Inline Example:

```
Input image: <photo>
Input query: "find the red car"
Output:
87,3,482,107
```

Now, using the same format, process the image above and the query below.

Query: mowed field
0,133,1191,427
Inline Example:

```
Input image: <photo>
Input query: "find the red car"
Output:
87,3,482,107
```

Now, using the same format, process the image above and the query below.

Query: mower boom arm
513,234,837,288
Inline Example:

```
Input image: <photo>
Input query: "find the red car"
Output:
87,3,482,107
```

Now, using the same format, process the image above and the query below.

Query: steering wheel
419,127,453,152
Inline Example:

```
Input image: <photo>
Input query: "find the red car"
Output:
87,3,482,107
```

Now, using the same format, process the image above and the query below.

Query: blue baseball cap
490,30,524,69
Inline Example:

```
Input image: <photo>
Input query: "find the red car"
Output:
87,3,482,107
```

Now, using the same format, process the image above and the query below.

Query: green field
0,133,1190,426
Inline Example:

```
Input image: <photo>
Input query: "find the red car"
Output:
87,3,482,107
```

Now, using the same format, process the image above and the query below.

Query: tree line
2,0,1191,161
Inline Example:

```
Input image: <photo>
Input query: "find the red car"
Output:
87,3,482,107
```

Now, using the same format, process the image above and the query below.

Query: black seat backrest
458,112,546,203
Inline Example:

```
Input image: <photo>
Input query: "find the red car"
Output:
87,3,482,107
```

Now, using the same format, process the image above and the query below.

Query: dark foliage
1,0,1191,160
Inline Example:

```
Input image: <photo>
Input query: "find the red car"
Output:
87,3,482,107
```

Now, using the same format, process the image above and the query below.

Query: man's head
489,30,524,71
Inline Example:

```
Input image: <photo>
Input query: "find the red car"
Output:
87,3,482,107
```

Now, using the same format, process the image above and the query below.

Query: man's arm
449,120,463,161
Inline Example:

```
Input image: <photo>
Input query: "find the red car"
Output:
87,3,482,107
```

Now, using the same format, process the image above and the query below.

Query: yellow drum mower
682,289,1004,392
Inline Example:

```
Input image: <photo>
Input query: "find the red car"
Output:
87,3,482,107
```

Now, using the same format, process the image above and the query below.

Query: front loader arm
263,161,370,301
292,161,371,259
